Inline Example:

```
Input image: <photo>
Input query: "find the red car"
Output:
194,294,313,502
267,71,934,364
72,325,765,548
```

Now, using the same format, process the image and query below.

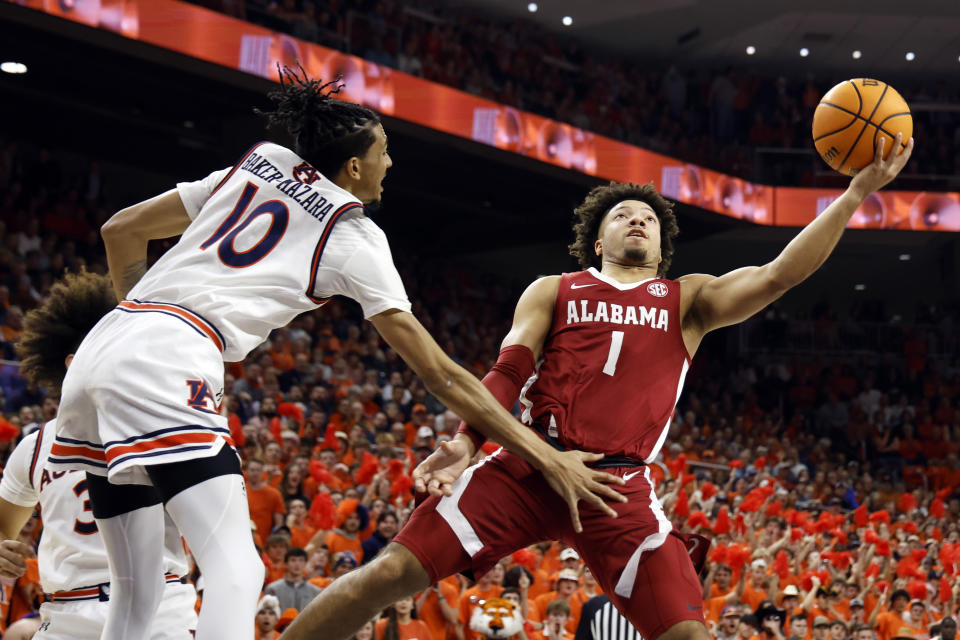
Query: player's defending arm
371,300,625,533
682,134,913,339
101,189,193,299
0,434,41,579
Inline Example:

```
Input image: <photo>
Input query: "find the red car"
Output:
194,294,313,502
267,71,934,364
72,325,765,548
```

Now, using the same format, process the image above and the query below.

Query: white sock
163,474,264,640
95,504,166,640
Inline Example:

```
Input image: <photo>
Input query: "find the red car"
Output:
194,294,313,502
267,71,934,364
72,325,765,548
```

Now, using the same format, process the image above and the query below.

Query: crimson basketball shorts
394,449,706,640
49,303,232,485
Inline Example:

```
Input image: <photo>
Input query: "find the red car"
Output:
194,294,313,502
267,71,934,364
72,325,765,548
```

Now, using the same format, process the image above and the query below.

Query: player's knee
370,543,430,596
207,543,263,595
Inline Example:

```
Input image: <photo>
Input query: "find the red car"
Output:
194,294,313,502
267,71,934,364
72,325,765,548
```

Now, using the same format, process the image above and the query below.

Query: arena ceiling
459,0,960,76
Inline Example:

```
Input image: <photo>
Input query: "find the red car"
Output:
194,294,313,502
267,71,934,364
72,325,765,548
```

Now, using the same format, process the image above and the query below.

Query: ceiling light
527,2,537,12
905,52,915,61
799,48,809,57
854,284,866,291
746,46,756,55
899,254,911,261
852,50,862,59
0,62,27,74
562,16,573,26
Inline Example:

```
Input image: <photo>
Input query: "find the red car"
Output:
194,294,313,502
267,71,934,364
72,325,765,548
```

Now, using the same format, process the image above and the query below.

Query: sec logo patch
647,282,668,297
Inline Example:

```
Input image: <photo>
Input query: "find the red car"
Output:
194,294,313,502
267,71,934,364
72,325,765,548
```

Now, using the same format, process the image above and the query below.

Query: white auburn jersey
127,141,411,362
0,420,189,593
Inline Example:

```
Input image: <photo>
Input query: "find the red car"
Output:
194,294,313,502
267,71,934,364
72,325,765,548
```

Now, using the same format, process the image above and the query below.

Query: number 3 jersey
0,420,189,593
520,268,690,462
127,142,411,362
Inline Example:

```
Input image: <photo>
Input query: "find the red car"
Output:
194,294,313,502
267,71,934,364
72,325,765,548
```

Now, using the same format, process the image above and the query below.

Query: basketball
812,78,912,176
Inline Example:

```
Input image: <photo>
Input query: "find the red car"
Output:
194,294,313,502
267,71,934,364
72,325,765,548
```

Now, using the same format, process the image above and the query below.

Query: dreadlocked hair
568,181,679,277
256,65,381,179
15,270,117,393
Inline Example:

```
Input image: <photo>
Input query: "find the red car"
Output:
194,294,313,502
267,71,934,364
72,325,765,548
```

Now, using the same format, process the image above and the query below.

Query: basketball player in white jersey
48,69,624,639
0,271,197,639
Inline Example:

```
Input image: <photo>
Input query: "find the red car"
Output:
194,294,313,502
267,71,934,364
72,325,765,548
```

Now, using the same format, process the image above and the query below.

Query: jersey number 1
603,330,624,376
200,182,289,267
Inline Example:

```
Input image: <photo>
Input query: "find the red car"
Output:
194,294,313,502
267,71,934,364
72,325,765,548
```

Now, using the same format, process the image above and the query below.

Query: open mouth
627,230,647,239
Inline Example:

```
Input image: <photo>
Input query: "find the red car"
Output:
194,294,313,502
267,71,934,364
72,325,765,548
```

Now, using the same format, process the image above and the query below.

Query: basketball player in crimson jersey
281,137,913,640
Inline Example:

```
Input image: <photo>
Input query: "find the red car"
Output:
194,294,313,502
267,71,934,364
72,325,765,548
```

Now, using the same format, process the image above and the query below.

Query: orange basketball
812,78,912,176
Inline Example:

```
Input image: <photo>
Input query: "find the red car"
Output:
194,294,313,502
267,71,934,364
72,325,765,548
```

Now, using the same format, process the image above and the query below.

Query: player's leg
573,466,708,640
281,541,431,640
282,449,563,640
150,580,199,639
147,445,264,640
85,474,167,639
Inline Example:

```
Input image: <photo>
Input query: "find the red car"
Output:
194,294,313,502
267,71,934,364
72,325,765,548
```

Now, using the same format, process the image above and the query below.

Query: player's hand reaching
0,539,35,579
541,450,627,533
848,132,914,200
413,435,475,497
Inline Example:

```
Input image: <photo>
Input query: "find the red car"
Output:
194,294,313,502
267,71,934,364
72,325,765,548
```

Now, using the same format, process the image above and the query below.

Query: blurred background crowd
0,123,958,640
187,0,960,191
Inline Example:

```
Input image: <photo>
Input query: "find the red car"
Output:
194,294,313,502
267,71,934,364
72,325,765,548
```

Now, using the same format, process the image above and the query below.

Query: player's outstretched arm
413,276,560,497
101,189,193,299
684,134,914,335
371,309,625,532
0,434,41,579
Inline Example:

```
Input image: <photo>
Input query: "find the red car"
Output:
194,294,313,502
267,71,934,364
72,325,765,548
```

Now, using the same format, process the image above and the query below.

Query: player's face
355,124,392,204
595,200,661,270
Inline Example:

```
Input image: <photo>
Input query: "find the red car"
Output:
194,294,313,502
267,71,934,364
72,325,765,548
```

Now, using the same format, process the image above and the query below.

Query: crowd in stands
190,0,960,188
0,134,959,640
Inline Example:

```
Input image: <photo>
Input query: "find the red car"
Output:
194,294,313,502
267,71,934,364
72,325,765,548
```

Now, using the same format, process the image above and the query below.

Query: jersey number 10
201,182,289,268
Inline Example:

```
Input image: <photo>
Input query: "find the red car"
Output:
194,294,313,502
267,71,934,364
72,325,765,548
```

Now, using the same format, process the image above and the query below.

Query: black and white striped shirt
575,595,644,640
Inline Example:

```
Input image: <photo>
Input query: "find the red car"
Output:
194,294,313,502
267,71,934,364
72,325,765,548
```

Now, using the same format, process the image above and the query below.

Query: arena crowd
0,128,958,640
189,0,960,188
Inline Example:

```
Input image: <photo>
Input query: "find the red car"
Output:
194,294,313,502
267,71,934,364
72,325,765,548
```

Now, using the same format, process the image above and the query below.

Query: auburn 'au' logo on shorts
186,380,220,414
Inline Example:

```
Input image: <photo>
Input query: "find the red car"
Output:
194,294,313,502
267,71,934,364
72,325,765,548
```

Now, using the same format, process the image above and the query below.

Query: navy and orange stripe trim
28,422,47,489
117,300,225,352
209,141,270,197
306,201,363,303
52,573,184,601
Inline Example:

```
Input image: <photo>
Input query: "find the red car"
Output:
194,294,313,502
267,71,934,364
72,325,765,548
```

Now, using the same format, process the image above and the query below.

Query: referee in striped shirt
575,595,644,640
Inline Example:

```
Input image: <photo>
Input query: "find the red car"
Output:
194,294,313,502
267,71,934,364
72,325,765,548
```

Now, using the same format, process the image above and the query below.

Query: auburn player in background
47,68,622,640
0,271,197,639
281,135,913,640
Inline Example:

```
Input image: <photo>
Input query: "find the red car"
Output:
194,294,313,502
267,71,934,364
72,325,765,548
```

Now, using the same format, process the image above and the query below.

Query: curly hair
568,182,679,277
256,65,381,179
15,271,117,393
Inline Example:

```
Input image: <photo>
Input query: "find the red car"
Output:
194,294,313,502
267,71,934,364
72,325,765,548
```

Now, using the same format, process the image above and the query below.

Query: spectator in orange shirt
0,306,23,341
246,458,287,544
326,500,368,563
375,596,433,640
255,595,282,640
286,498,317,549
876,589,911,640
415,581,460,640
263,533,292,585
742,559,777,611
531,569,582,634
404,404,431,446
531,600,573,640
712,565,736,598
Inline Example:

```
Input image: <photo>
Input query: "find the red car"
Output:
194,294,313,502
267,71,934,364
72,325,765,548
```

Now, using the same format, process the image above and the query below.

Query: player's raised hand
541,450,627,533
0,539,34,579
849,132,914,199
413,436,474,498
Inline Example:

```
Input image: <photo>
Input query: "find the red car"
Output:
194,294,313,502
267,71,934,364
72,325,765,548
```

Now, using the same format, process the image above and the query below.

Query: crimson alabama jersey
519,267,690,461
